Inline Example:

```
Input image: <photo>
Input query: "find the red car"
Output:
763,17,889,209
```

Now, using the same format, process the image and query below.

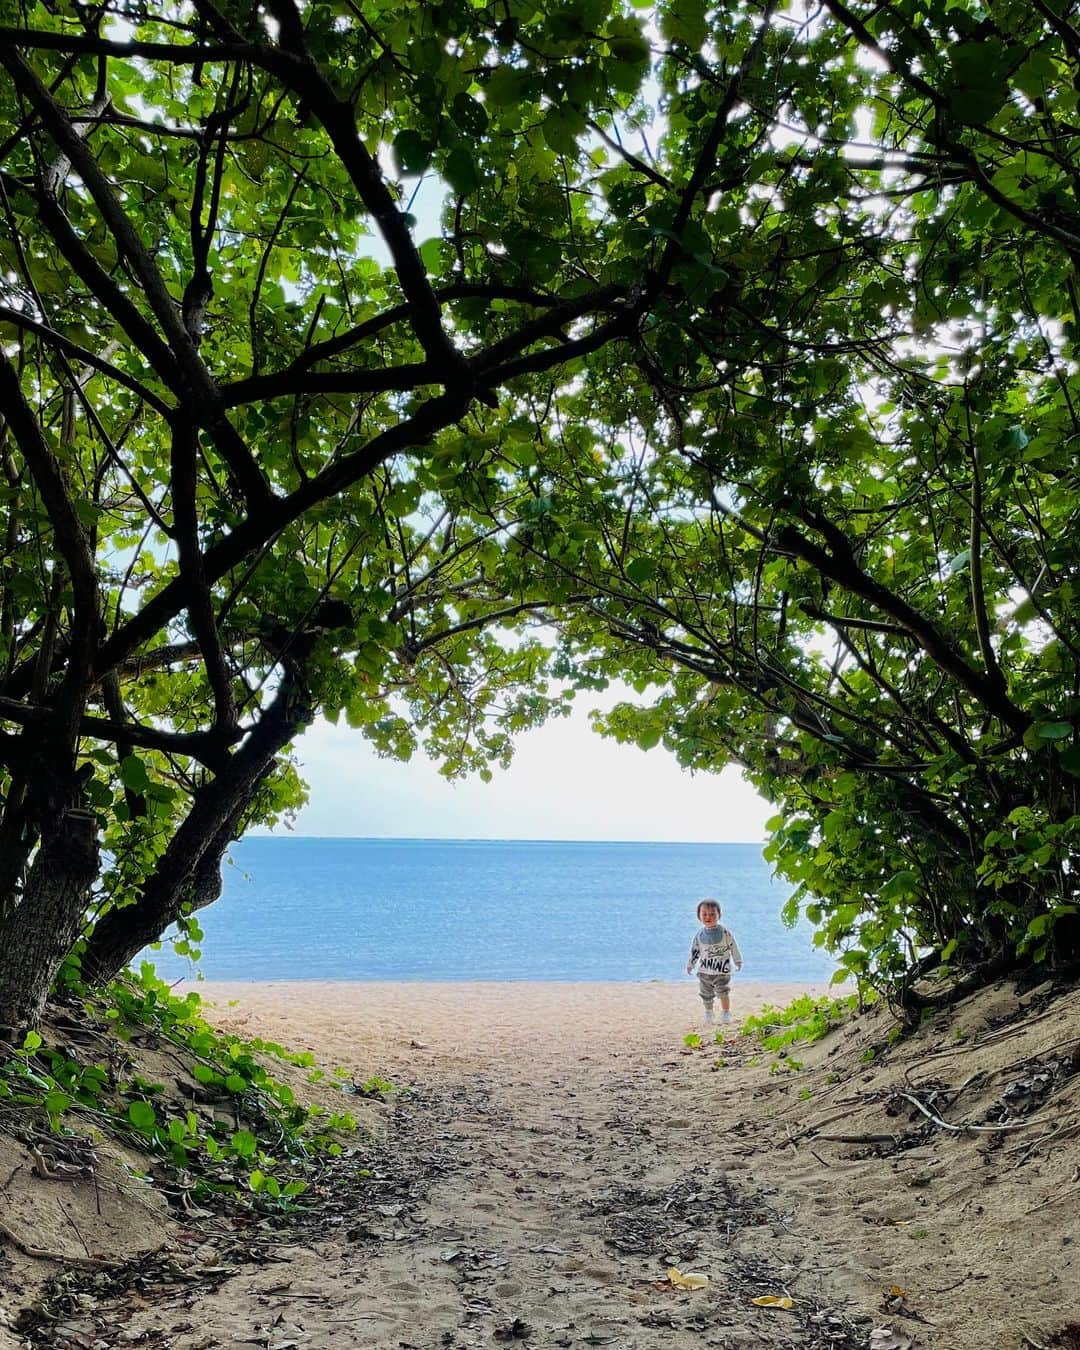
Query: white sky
273,685,771,842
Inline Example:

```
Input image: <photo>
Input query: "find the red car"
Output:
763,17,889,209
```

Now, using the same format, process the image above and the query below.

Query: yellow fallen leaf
667,1267,710,1290
751,1295,794,1309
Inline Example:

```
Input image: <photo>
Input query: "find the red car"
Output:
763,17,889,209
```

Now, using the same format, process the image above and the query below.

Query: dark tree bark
0,807,98,1036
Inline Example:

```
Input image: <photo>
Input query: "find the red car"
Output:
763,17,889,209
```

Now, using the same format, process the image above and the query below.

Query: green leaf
1058,745,1080,777
443,147,481,196
485,67,528,108
191,1063,217,1084
21,1031,42,1052
999,425,1029,454
119,754,152,792
451,93,488,138
1035,721,1073,741
418,237,444,276
392,130,433,176
607,57,645,95
44,1090,71,1117
947,82,1008,126
625,557,657,585
225,1073,248,1093
879,870,918,902
660,0,708,49
230,1129,258,1158
128,1100,157,1131
944,40,1011,125
541,104,586,157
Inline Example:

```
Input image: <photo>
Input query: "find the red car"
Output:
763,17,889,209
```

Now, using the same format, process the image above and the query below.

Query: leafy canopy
0,0,1077,1019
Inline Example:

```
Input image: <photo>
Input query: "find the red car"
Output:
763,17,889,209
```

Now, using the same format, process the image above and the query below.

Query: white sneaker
720,1010,732,1024
703,1010,715,1027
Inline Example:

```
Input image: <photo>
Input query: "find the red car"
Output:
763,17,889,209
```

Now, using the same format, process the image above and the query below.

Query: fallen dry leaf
751,1294,795,1310
667,1266,710,1290
883,1284,914,1316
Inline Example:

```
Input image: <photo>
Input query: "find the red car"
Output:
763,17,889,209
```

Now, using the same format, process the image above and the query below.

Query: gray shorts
697,970,731,1004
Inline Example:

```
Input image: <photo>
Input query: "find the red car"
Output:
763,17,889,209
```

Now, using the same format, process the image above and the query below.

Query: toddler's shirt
688,925,742,975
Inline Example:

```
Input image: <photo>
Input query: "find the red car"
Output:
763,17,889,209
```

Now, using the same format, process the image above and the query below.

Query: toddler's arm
729,931,744,971
686,933,700,976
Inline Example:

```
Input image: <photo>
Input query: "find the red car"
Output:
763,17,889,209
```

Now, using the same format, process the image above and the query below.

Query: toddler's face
699,905,720,928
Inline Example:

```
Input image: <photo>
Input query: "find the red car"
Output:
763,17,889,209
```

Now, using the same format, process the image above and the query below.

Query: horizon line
244,834,768,846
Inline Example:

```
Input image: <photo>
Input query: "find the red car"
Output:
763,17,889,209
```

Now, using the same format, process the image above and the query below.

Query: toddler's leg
718,975,732,1022
697,974,715,1025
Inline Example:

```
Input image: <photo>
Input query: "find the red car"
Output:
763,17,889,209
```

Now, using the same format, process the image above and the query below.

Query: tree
482,0,1080,1000
0,0,796,1029
2,0,1077,1030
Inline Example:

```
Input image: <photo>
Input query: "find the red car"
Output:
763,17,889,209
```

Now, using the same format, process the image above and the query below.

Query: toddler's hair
697,898,723,920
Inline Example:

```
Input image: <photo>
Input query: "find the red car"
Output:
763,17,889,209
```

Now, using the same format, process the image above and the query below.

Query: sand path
99,983,869,1349
11,980,1079,1348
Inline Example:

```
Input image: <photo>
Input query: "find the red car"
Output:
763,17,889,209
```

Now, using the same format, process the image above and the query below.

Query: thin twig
57,1195,93,1259
0,1216,119,1269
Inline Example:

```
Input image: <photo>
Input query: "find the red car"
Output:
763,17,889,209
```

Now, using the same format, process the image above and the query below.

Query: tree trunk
81,671,312,984
0,808,99,1035
82,793,256,984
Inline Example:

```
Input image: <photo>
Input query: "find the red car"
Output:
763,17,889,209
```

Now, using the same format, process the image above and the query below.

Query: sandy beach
190,979,837,1080
172,977,1075,1350
4,978,1077,1349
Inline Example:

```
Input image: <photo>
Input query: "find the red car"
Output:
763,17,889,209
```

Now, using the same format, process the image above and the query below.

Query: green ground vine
0,964,365,1209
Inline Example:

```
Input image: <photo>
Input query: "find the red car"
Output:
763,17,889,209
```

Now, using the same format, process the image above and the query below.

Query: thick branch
223,360,436,407
81,665,313,983
775,521,1029,736
0,27,264,65
0,695,238,769
281,282,567,377
0,305,172,414
2,170,181,392
170,418,237,732
94,385,474,677
0,352,99,738
653,7,774,294
264,0,466,380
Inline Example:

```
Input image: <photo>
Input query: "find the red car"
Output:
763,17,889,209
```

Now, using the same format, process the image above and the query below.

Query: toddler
686,898,742,1026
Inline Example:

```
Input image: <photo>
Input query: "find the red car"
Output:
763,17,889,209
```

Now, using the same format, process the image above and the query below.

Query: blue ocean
147,838,834,983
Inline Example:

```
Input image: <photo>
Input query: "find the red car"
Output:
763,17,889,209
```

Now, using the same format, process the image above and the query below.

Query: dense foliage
509,0,1080,999
0,0,671,1025
0,0,1077,1024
